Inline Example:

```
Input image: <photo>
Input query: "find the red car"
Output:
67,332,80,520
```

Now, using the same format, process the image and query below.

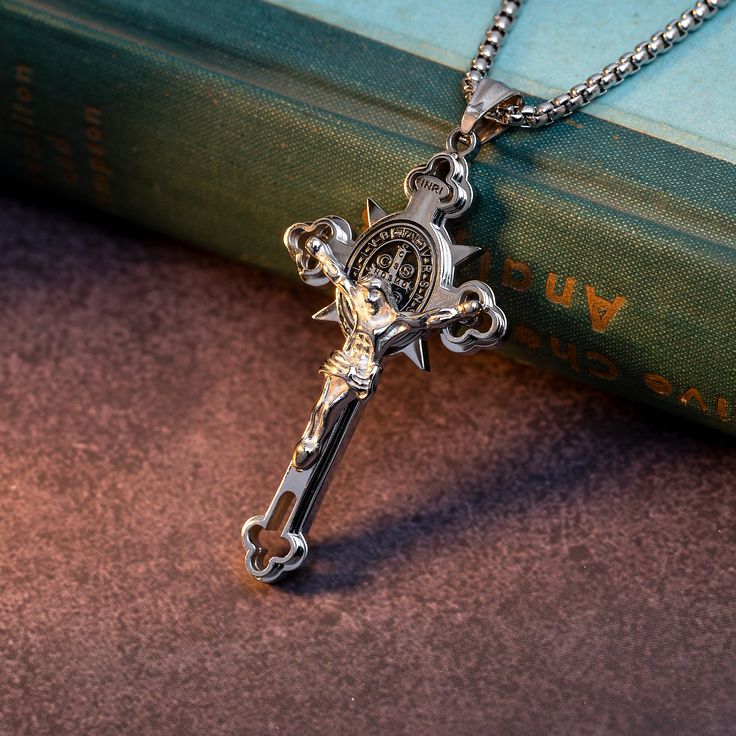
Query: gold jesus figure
292,236,481,469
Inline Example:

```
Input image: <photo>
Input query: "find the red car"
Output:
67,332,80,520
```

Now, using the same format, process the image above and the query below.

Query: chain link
463,0,730,128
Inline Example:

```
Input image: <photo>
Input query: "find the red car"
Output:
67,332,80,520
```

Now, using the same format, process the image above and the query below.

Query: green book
2,0,735,434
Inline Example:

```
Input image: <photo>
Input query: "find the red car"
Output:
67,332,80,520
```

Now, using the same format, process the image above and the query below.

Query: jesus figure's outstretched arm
304,236,360,303
408,298,482,329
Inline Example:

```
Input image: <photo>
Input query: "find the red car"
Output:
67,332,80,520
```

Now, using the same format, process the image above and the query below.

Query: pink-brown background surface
1,189,734,735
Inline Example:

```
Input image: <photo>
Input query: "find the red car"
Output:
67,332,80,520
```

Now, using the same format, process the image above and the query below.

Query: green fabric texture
2,0,735,434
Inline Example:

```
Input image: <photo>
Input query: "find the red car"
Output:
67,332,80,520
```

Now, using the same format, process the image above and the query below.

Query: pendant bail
461,78,523,144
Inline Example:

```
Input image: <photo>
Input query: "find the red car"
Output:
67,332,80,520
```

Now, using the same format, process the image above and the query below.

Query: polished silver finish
242,148,506,583
462,0,730,130
460,78,523,143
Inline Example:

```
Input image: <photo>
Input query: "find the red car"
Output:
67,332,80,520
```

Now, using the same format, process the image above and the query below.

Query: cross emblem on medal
242,144,507,583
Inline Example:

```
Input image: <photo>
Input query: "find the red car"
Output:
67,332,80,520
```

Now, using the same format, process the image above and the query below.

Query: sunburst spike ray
398,338,430,371
450,244,481,267
366,198,388,227
312,301,340,322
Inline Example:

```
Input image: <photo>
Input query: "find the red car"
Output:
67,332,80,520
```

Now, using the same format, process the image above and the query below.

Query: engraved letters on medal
241,146,507,583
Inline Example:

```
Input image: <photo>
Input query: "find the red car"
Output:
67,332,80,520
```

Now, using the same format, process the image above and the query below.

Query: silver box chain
463,0,731,128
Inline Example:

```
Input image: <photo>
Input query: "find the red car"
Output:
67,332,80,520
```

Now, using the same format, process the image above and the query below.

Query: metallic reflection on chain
463,0,730,128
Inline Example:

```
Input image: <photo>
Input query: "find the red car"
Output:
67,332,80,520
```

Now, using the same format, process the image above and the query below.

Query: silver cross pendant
242,133,507,583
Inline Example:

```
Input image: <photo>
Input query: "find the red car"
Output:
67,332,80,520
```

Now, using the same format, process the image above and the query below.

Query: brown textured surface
1,189,735,736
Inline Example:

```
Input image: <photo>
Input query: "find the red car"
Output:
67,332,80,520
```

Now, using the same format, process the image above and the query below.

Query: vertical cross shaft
242,395,365,583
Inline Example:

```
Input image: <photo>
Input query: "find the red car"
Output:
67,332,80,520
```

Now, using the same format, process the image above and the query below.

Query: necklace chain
464,0,730,128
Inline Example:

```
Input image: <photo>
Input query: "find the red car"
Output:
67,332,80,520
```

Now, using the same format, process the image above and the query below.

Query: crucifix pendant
242,130,507,583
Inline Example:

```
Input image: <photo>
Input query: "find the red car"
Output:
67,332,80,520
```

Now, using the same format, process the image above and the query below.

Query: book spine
1,0,735,435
